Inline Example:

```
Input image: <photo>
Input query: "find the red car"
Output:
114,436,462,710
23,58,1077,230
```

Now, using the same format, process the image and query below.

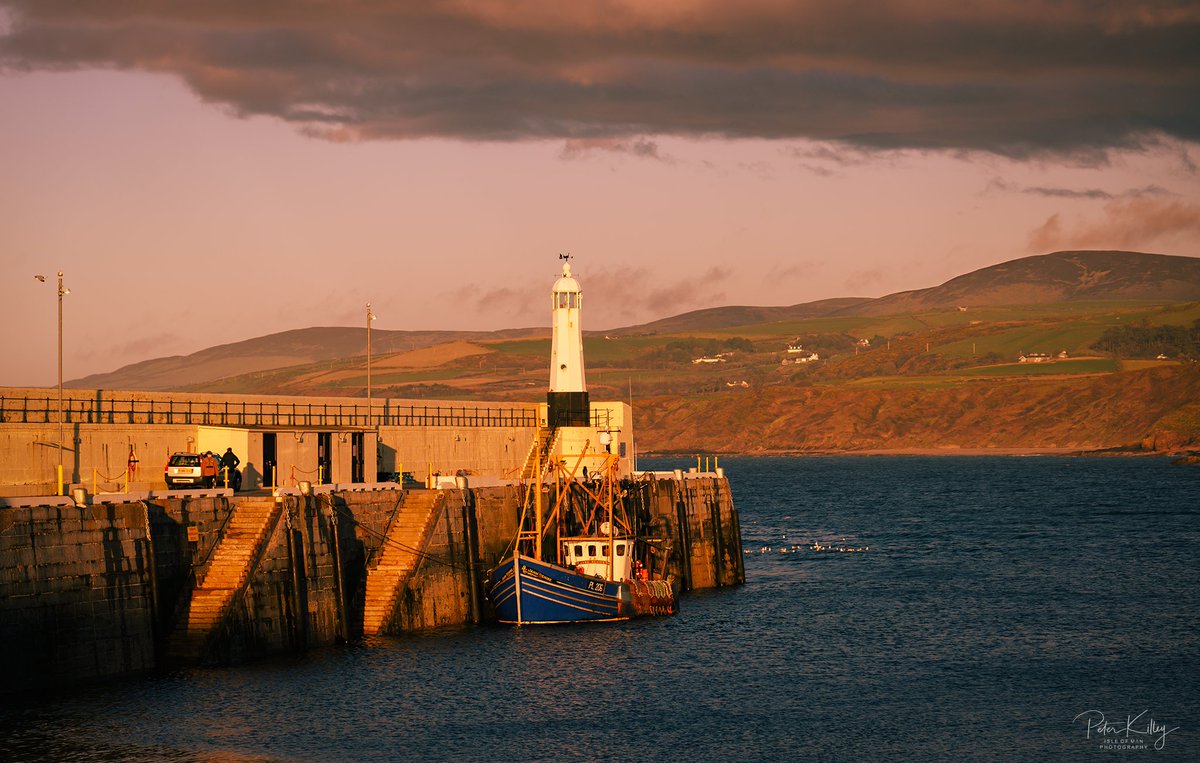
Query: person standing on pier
221,447,240,473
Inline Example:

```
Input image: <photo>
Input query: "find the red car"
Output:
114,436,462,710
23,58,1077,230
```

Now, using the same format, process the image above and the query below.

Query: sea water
1,456,1197,761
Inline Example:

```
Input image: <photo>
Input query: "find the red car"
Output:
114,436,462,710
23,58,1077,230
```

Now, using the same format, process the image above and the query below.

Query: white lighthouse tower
547,256,590,427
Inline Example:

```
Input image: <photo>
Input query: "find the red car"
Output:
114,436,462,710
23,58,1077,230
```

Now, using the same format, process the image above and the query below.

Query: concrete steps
362,491,445,635
170,497,281,659
520,427,558,480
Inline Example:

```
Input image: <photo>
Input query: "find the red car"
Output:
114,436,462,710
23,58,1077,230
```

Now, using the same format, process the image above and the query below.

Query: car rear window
170,454,201,466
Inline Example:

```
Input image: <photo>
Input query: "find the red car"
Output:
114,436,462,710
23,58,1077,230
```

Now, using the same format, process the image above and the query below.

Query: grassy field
191,299,1198,401
930,302,1200,361
838,375,981,389
322,369,473,387
483,301,1200,367
934,323,1113,359
1146,302,1200,326
697,301,1192,346
1118,359,1180,371
704,315,885,340
484,335,679,362
955,358,1118,376
828,358,1120,389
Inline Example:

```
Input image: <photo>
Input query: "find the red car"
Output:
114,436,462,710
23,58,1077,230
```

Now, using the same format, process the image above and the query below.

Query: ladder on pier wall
362,491,446,636
170,497,282,659
520,426,558,480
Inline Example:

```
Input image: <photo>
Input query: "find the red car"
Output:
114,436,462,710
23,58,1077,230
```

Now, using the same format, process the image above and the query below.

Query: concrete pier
1,475,743,692
0,387,635,495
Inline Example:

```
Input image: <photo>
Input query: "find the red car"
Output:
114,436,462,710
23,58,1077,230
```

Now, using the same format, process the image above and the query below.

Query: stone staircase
362,491,446,636
520,426,558,480
170,496,282,659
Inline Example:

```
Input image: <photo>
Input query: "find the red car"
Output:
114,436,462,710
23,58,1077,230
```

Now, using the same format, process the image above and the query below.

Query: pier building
0,387,632,497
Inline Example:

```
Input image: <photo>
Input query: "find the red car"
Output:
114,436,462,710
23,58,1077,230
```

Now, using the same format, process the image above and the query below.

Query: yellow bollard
57,464,64,496
222,466,228,489
696,455,701,472
715,456,720,472
124,469,129,493
272,464,277,489
92,468,97,496
318,465,323,485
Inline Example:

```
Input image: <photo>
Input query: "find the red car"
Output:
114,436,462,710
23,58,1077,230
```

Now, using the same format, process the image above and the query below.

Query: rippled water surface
2,456,1198,761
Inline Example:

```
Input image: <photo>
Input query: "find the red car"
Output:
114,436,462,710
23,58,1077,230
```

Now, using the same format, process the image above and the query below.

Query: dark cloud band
2,1,1197,156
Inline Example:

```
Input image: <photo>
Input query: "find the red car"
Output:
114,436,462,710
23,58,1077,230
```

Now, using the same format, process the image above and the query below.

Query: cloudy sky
2,1,1198,386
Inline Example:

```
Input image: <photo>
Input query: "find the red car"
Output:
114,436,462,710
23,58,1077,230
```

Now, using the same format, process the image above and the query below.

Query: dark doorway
318,432,333,484
351,432,365,483
263,433,278,488
376,441,397,482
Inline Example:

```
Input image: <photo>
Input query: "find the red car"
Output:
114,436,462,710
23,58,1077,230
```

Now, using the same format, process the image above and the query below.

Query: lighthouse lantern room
547,258,590,427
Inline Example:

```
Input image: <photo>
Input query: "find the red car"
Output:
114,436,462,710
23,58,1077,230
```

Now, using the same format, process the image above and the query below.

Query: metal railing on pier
0,394,540,429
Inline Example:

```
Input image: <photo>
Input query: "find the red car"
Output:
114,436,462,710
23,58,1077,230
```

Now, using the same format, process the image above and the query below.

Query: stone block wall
471,484,526,571
146,495,233,639
0,502,157,689
635,476,744,591
204,496,345,664
385,490,480,631
0,477,743,689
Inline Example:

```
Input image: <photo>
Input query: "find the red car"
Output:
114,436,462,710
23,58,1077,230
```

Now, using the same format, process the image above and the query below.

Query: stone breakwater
0,477,742,692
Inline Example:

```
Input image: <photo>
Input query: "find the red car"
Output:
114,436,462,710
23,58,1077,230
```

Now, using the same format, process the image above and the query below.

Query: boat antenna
629,376,636,473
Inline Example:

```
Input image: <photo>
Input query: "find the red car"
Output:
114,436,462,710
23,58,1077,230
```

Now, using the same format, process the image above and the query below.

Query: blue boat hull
487,553,631,624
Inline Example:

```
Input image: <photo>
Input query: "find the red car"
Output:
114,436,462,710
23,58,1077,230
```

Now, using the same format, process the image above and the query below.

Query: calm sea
2,456,1197,761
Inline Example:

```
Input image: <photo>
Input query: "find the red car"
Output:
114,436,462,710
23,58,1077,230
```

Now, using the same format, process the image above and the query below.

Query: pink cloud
559,137,668,161
1028,198,1200,252
442,264,733,328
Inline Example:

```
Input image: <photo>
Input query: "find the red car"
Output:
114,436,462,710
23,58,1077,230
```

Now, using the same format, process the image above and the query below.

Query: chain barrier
289,464,322,487
91,468,131,494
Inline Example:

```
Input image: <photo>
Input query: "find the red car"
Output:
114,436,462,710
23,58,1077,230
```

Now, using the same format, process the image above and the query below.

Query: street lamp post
36,270,70,495
366,302,376,425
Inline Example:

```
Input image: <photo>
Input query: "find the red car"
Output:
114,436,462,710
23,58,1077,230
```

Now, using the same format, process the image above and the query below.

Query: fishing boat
486,257,676,625
487,454,676,625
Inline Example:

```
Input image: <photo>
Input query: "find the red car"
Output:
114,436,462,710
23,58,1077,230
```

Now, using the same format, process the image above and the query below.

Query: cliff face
636,365,1200,453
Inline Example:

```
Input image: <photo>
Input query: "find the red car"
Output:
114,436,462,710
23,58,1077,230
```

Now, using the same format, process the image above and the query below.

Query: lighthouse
547,258,590,427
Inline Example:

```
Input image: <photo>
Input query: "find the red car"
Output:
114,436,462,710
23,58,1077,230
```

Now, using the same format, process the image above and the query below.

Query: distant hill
67,250,1200,391
608,250,1200,331
603,298,871,335
837,250,1200,316
68,326,545,391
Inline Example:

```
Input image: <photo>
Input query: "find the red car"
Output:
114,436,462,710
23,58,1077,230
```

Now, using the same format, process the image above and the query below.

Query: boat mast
556,463,564,566
534,438,543,561
607,458,616,581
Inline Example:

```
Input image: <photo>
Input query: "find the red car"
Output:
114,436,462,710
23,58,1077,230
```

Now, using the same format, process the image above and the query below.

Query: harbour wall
0,421,538,496
0,388,634,494
0,476,742,692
